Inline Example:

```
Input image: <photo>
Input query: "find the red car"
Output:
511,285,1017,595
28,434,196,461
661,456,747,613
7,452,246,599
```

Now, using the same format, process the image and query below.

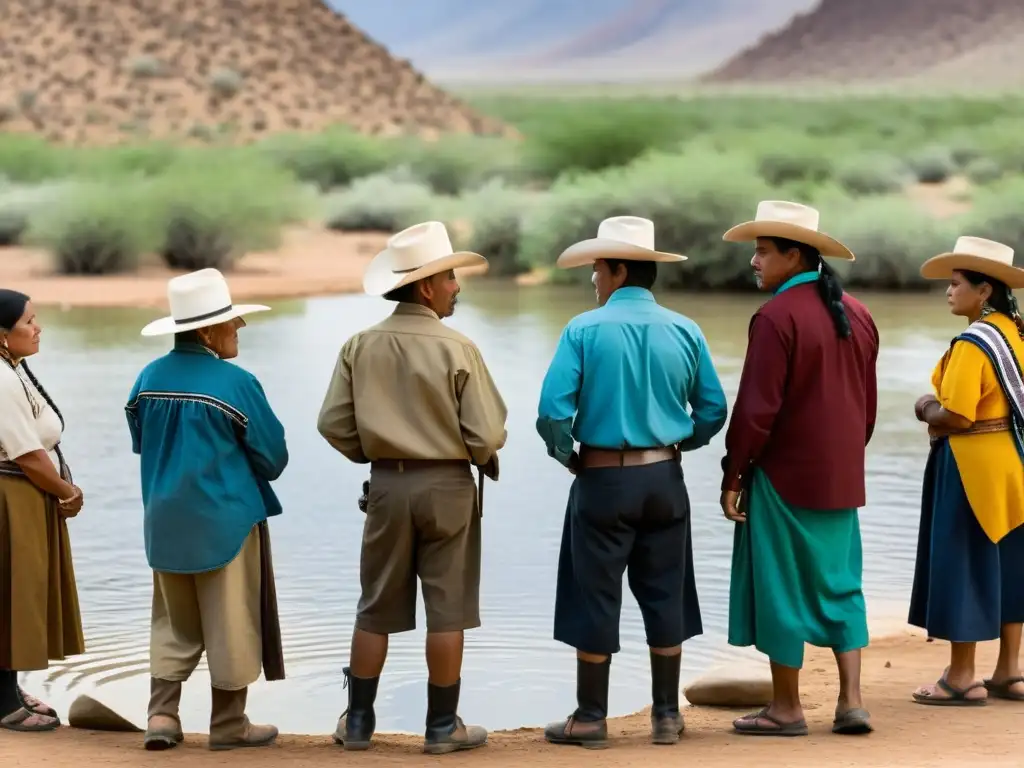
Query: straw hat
723,200,855,261
556,216,686,269
920,236,1024,289
141,268,269,337
363,221,486,297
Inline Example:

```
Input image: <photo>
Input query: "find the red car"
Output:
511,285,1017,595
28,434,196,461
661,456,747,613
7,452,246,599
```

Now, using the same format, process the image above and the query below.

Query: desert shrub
148,156,313,270
824,195,955,290
0,135,77,182
520,150,772,289
127,55,165,78
963,179,1024,255
394,136,521,195
26,182,154,275
906,146,957,184
209,68,243,98
323,172,437,232
456,180,539,276
756,145,834,187
258,129,395,190
0,181,75,245
521,99,690,180
964,157,1004,186
836,153,910,196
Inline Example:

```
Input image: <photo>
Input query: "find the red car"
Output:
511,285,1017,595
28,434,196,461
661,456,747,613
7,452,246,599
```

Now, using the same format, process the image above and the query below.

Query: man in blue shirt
536,216,728,749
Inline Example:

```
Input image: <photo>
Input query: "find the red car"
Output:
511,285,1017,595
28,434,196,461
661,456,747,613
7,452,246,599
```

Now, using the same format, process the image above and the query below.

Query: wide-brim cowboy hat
557,215,687,269
141,268,269,337
363,220,487,297
920,236,1024,289
723,200,855,261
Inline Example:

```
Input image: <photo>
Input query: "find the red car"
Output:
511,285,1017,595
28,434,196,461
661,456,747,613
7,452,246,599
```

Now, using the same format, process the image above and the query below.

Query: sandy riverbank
3,630,1021,767
2,225,505,310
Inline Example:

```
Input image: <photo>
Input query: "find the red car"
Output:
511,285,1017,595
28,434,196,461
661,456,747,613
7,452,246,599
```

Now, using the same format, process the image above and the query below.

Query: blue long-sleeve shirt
536,287,728,466
125,341,289,574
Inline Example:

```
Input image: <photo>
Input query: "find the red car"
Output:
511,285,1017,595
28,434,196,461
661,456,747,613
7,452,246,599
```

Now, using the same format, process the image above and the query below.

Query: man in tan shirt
317,221,507,756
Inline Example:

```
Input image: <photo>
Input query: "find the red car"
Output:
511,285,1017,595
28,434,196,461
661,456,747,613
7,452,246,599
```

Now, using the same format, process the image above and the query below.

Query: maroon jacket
721,282,879,510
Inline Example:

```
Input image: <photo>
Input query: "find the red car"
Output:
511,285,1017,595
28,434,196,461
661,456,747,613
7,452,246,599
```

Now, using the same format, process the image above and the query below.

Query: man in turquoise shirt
536,217,728,749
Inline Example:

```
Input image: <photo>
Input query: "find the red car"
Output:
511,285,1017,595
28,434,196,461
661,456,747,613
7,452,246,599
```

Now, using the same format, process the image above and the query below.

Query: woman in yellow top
910,236,1024,706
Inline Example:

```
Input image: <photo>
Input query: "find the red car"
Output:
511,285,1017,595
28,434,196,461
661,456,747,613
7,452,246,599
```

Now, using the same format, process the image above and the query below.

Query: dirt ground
2,632,1021,767
2,225,496,310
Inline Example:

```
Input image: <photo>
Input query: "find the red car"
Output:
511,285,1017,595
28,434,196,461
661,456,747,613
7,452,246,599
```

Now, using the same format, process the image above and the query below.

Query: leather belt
371,459,469,471
578,445,679,469
960,417,1011,436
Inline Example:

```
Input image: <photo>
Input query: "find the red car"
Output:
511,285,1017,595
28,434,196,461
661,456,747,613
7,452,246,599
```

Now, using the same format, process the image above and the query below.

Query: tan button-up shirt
317,303,508,477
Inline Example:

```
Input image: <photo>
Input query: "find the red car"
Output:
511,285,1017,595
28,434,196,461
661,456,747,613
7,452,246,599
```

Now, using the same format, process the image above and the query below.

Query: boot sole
208,735,278,751
423,740,487,755
545,737,608,750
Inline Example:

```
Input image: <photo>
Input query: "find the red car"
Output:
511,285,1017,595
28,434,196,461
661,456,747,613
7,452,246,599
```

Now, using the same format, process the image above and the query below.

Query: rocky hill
703,0,1024,87
0,0,507,145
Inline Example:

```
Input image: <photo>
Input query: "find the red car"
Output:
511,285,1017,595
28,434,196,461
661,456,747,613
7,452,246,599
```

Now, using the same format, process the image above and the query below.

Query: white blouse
0,362,63,470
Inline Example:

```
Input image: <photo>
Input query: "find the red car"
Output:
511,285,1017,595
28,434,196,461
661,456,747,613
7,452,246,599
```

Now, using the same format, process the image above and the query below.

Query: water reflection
21,284,961,736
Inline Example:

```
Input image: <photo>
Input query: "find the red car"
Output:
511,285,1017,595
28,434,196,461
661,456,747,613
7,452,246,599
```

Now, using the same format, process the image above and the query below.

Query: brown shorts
356,461,481,635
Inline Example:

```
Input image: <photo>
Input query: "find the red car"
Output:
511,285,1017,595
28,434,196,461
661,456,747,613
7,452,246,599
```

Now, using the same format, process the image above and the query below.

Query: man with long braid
720,201,879,737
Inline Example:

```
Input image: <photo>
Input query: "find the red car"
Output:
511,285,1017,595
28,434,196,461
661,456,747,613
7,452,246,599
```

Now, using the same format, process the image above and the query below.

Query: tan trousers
150,525,262,690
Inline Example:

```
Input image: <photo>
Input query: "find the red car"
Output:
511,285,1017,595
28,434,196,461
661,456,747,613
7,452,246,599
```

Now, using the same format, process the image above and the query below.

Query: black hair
383,280,421,304
0,290,65,431
959,269,1024,339
767,237,851,339
603,258,657,290
174,329,202,345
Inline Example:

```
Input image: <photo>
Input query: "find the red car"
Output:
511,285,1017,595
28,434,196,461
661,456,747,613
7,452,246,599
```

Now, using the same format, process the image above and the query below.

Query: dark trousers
553,459,703,655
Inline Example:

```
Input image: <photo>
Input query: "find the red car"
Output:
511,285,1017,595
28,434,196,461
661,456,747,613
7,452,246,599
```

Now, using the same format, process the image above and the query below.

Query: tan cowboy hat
920,236,1024,289
141,268,269,337
363,221,487,297
723,200,855,261
556,216,687,269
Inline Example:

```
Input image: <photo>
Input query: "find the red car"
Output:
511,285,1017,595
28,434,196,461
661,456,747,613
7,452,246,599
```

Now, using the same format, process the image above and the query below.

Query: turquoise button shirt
126,341,289,574
536,287,728,466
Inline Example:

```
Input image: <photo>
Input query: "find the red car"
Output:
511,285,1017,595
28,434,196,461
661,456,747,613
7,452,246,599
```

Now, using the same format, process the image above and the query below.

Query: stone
68,694,144,732
683,666,774,708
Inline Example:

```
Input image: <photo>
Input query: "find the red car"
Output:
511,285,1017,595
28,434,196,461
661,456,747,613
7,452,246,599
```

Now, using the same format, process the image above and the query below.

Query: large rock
684,666,773,708
68,695,143,732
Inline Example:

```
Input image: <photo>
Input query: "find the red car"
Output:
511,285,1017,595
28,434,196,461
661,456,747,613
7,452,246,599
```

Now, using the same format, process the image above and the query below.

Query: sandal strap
936,676,984,698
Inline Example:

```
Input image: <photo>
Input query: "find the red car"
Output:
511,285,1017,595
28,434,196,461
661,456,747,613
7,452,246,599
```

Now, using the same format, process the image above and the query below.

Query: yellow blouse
931,312,1024,542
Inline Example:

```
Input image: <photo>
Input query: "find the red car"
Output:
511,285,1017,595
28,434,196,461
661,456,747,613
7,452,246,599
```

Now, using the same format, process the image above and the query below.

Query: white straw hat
363,221,487,297
141,268,269,337
723,200,854,261
920,236,1024,289
556,216,686,269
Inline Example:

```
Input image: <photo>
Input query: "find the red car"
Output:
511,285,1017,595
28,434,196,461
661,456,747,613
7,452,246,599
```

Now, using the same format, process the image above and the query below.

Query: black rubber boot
543,657,610,749
423,679,487,755
650,651,684,744
333,666,379,750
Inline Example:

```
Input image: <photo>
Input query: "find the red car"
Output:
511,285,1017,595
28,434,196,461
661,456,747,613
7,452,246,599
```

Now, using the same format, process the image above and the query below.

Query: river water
19,283,961,736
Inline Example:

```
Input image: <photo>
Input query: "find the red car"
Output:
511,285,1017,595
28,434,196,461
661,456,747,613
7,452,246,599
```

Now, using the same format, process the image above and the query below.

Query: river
19,282,961,736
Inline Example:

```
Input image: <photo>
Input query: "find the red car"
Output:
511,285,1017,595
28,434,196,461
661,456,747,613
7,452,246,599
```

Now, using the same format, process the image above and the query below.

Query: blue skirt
908,438,1024,642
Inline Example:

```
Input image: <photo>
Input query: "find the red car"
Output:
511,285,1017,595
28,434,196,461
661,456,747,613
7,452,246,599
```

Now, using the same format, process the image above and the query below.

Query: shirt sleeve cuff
720,454,744,492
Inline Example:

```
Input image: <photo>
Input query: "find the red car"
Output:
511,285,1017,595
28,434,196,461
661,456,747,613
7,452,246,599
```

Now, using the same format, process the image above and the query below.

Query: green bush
757,146,834,187
519,150,772,289
0,181,73,245
825,195,955,290
964,157,1004,185
906,146,957,184
392,136,521,195
323,172,438,232
836,153,910,195
520,99,691,180
963,179,1024,255
456,180,539,276
26,182,153,275
256,129,395,190
147,156,313,270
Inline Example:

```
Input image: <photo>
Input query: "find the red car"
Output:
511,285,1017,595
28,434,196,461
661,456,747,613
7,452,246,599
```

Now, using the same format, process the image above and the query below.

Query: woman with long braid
718,201,879,737
910,237,1024,706
0,289,85,732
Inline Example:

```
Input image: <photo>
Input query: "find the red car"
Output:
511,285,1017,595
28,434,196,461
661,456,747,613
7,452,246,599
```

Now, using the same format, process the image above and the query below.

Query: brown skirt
0,475,85,671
